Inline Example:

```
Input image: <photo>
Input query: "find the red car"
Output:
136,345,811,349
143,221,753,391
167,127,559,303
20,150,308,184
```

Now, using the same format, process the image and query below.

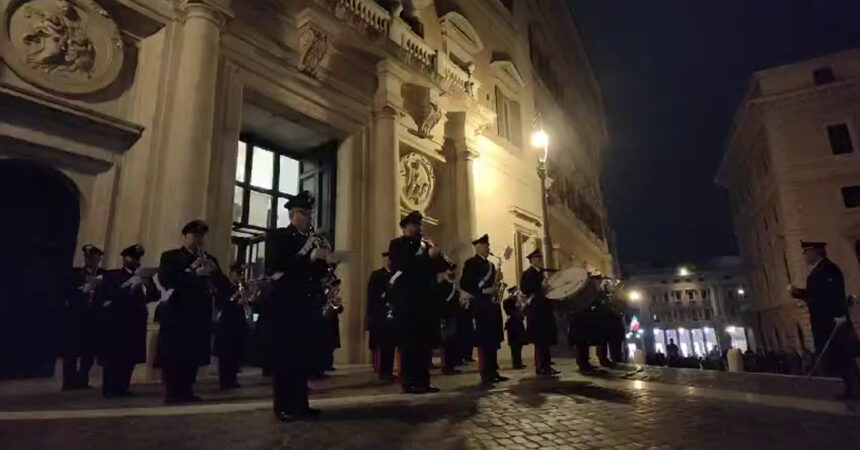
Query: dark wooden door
0,160,80,379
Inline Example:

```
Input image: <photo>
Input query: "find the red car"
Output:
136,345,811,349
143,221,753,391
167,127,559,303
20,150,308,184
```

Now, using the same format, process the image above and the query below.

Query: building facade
0,0,612,378
716,49,860,353
624,258,752,357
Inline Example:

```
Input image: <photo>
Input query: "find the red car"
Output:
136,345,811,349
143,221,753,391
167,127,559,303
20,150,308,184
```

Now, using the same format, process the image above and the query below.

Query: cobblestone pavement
1,362,859,450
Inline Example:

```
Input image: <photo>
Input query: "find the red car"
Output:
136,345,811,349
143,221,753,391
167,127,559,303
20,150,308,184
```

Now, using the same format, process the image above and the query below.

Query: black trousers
535,344,553,373
400,341,431,387
575,344,590,369
102,362,134,396
218,357,240,388
163,362,198,400
510,344,523,368
273,366,309,414
478,346,499,381
442,343,459,371
378,344,396,377
62,353,94,388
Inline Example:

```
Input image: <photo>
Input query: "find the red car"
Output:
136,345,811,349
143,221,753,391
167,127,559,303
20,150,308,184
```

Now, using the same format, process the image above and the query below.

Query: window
663,292,669,303
673,290,682,300
686,290,696,300
827,124,854,155
233,139,300,232
704,309,712,320
813,67,836,86
841,186,860,208
700,289,709,300
495,86,522,146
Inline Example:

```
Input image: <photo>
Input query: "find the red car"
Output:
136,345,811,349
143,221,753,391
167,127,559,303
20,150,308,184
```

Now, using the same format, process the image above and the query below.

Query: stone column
443,111,477,256
151,1,231,253
370,60,407,261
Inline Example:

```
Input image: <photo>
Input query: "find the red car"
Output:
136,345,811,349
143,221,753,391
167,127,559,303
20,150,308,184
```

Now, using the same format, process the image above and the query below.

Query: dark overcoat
96,268,155,365
388,235,439,347
520,266,557,346
461,255,504,349
155,248,229,368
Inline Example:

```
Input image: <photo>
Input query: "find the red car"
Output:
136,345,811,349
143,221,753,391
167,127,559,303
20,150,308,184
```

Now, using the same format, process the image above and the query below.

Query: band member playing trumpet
214,262,252,390
520,248,560,376
260,191,327,421
96,244,156,398
435,258,461,375
461,234,508,385
62,244,104,391
389,210,442,394
156,220,230,403
367,252,397,382
502,286,528,370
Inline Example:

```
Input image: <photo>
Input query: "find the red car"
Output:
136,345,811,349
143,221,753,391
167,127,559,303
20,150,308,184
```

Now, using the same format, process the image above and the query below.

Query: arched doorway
0,159,80,379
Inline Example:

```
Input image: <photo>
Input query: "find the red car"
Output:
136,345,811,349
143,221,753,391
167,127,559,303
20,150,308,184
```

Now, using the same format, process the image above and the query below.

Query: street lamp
628,290,643,302
531,129,553,267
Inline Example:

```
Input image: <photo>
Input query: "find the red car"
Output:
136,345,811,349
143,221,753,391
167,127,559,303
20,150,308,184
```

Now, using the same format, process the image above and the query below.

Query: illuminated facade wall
625,259,752,355
0,0,611,371
716,49,860,352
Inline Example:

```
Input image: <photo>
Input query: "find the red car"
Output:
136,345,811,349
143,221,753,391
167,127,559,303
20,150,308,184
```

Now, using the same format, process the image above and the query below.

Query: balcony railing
325,0,473,95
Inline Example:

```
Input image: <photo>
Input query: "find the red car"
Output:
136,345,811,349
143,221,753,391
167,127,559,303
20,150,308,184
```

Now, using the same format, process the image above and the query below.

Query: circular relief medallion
1,0,124,95
399,152,435,212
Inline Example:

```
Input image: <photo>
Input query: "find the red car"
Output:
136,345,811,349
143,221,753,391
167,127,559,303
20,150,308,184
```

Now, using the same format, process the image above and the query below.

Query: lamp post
531,129,553,268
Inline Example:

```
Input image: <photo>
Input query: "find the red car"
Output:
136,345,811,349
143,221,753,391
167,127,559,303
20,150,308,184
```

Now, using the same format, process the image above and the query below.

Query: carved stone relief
299,26,329,78
399,151,435,212
1,0,124,94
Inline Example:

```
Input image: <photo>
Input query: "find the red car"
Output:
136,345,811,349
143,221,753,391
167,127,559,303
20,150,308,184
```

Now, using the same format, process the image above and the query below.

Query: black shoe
481,378,495,387
550,369,561,375
302,407,322,418
442,368,462,375
426,385,441,393
379,373,397,383
403,385,428,394
512,364,527,370
493,374,510,382
275,410,299,422
309,373,329,380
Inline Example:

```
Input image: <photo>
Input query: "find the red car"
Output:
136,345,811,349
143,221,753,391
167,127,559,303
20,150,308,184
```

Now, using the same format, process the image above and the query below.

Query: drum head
545,268,590,300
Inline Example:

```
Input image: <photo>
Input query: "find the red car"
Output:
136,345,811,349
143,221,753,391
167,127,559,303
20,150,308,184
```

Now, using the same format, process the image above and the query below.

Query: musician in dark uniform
260,191,327,421
156,220,230,403
367,252,397,381
436,259,462,375
790,241,860,399
214,263,252,390
61,244,105,391
389,210,442,394
520,249,560,376
461,234,508,385
502,286,528,369
95,244,155,397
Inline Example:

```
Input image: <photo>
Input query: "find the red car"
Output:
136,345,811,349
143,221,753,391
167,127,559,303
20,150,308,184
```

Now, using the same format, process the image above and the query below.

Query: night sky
566,0,860,266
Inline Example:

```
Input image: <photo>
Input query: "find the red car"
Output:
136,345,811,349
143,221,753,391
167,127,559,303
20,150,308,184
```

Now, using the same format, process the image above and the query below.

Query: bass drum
545,267,599,313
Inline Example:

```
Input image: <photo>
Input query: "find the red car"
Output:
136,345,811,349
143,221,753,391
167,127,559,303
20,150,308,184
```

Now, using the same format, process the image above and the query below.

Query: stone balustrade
328,0,480,95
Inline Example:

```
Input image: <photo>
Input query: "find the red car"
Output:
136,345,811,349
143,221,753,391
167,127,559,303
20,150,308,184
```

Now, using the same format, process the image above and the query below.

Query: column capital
177,0,233,27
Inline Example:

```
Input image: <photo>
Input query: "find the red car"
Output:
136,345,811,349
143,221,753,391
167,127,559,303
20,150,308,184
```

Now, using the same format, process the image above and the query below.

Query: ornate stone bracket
297,8,341,79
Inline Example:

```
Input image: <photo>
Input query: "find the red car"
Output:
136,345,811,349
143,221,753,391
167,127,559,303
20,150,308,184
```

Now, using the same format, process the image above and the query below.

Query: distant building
716,49,860,353
624,257,752,357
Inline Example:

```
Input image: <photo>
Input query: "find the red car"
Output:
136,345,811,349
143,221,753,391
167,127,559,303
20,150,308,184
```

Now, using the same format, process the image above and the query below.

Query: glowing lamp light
726,326,736,333
737,288,745,296
531,129,549,149
678,266,691,277
628,290,643,301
